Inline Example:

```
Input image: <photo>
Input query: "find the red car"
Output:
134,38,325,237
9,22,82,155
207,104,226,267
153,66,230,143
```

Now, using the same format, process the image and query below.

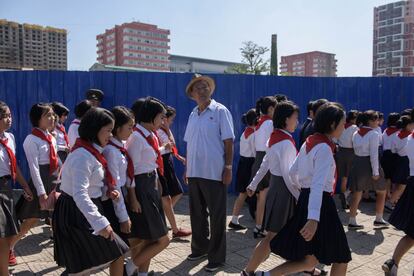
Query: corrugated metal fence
1,71,414,193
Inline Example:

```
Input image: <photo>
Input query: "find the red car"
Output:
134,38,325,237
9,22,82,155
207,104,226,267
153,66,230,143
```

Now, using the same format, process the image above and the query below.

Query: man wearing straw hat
184,74,235,272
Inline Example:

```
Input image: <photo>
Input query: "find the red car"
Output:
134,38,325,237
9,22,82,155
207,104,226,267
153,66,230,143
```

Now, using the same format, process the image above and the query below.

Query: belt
0,175,11,180
135,170,156,178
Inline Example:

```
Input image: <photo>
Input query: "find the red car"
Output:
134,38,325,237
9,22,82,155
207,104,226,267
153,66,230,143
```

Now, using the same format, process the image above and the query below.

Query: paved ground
8,195,414,276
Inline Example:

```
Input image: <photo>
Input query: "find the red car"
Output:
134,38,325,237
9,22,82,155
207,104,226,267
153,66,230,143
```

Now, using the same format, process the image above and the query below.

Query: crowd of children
1,85,414,276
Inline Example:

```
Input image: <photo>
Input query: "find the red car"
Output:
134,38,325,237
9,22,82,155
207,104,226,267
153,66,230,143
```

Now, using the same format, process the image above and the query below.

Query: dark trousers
188,177,227,264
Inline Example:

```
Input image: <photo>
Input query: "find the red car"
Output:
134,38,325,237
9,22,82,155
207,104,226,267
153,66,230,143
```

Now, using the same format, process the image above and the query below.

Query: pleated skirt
250,151,270,191
381,150,397,180
391,155,409,185
0,177,19,238
270,188,351,265
348,156,386,192
389,177,414,239
264,175,296,233
128,173,168,240
16,164,57,220
235,156,255,193
161,153,183,197
53,193,129,274
335,147,355,179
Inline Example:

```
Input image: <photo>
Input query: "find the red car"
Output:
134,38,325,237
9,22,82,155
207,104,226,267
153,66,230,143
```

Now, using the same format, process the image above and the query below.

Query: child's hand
108,190,120,201
300,219,318,241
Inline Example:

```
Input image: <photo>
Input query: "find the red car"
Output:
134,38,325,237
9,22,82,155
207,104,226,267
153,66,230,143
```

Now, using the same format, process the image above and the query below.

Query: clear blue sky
1,0,396,76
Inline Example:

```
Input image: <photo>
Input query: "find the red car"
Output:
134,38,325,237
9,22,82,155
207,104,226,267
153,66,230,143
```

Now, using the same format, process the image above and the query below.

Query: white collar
136,124,151,137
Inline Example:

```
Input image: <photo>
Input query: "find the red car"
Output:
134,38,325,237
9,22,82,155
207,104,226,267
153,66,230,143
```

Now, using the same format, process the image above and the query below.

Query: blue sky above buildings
1,0,396,76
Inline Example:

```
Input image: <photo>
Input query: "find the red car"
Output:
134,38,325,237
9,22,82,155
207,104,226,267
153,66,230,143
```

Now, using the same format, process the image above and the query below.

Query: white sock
254,225,262,231
231,215,239,224
263,272,271,276
344,190,350,198
376,214,384,222
349,217,357,225
125,258,138,276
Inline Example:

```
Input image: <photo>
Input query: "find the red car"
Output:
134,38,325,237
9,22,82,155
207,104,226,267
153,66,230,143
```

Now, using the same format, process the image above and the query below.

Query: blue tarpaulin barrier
1,71,414,193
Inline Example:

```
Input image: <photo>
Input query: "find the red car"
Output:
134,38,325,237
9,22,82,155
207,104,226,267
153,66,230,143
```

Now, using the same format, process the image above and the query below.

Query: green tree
231,41,270,75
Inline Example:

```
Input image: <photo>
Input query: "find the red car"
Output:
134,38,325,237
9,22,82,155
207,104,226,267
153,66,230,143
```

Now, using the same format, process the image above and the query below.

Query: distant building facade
280,51,337,77
169,54,243,74
97,21,170,71
0,19,67,70
373,0,414,76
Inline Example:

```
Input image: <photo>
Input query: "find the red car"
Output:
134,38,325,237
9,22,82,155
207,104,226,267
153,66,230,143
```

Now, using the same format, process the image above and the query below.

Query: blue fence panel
1,71,414,193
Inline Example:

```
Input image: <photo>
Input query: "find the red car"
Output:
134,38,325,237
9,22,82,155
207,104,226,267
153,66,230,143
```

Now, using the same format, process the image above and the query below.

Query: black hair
346,110,359,123
85,88,104,102
111,106,134,136
74,100,93,119
273,101,300,129
313,102,345,134
135,97,166,124
274,94,288,102
131,97,146,123
166,106,176,118
377,112,384,120
241,108,258,126
396,115,413,130
255,96,277,116
0,101,9,116
387,113,400,127
306,101,314,116
359,110,379,126
29,103,53,127
51,102,69,117
311,98,329,115
78,108,114,146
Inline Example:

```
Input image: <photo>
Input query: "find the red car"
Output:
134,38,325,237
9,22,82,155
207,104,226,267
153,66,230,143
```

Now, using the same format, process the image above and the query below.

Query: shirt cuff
91,217,110,235
307,209,320,222
35,184,46,196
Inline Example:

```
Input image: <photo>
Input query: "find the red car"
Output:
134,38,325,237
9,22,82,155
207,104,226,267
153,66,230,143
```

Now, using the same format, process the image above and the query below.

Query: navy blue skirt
392,155,409,184
389,177,414,239
270,189,351,265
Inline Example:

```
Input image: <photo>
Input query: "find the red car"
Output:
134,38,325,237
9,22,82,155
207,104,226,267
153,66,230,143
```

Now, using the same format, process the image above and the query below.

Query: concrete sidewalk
8,195,414,275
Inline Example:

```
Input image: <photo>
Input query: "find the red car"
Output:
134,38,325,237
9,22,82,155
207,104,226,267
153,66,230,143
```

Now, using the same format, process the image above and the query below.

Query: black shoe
382,259,398,275
374,220,390,227
348,223,364,230
253,227,266,239
187,253,208,261
204,262,224,272
228,221,247,230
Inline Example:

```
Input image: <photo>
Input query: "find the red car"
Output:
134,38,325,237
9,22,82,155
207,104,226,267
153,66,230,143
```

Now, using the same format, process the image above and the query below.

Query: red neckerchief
56,124,69,147
134,126,164,176
255,115,272,130
305,133,337,194
71,138,115,195
345,123,353,129
268,129,296,150
159,127,178,156
0,136,16,181
358,126,373,137
243,127,255,139
108,140,134,183
385,127,399,136
31,128,59,175
398,129,412,139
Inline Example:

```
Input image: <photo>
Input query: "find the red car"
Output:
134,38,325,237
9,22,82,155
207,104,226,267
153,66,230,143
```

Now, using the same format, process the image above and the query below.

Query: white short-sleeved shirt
60,144,109,233
126,124,158,175
23,129,58,196
248,130,299,199
405,135,414,175
184,99,235,181
68,119,80,147
338,125,358,148
382,128,399,151
289,142,336,221
254,119,273,152
352,128,380,176
0,132,16,177
239,128,255,158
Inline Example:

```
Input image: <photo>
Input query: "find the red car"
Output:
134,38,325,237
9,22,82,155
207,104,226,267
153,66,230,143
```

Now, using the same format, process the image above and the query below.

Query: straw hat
185,74,216,98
